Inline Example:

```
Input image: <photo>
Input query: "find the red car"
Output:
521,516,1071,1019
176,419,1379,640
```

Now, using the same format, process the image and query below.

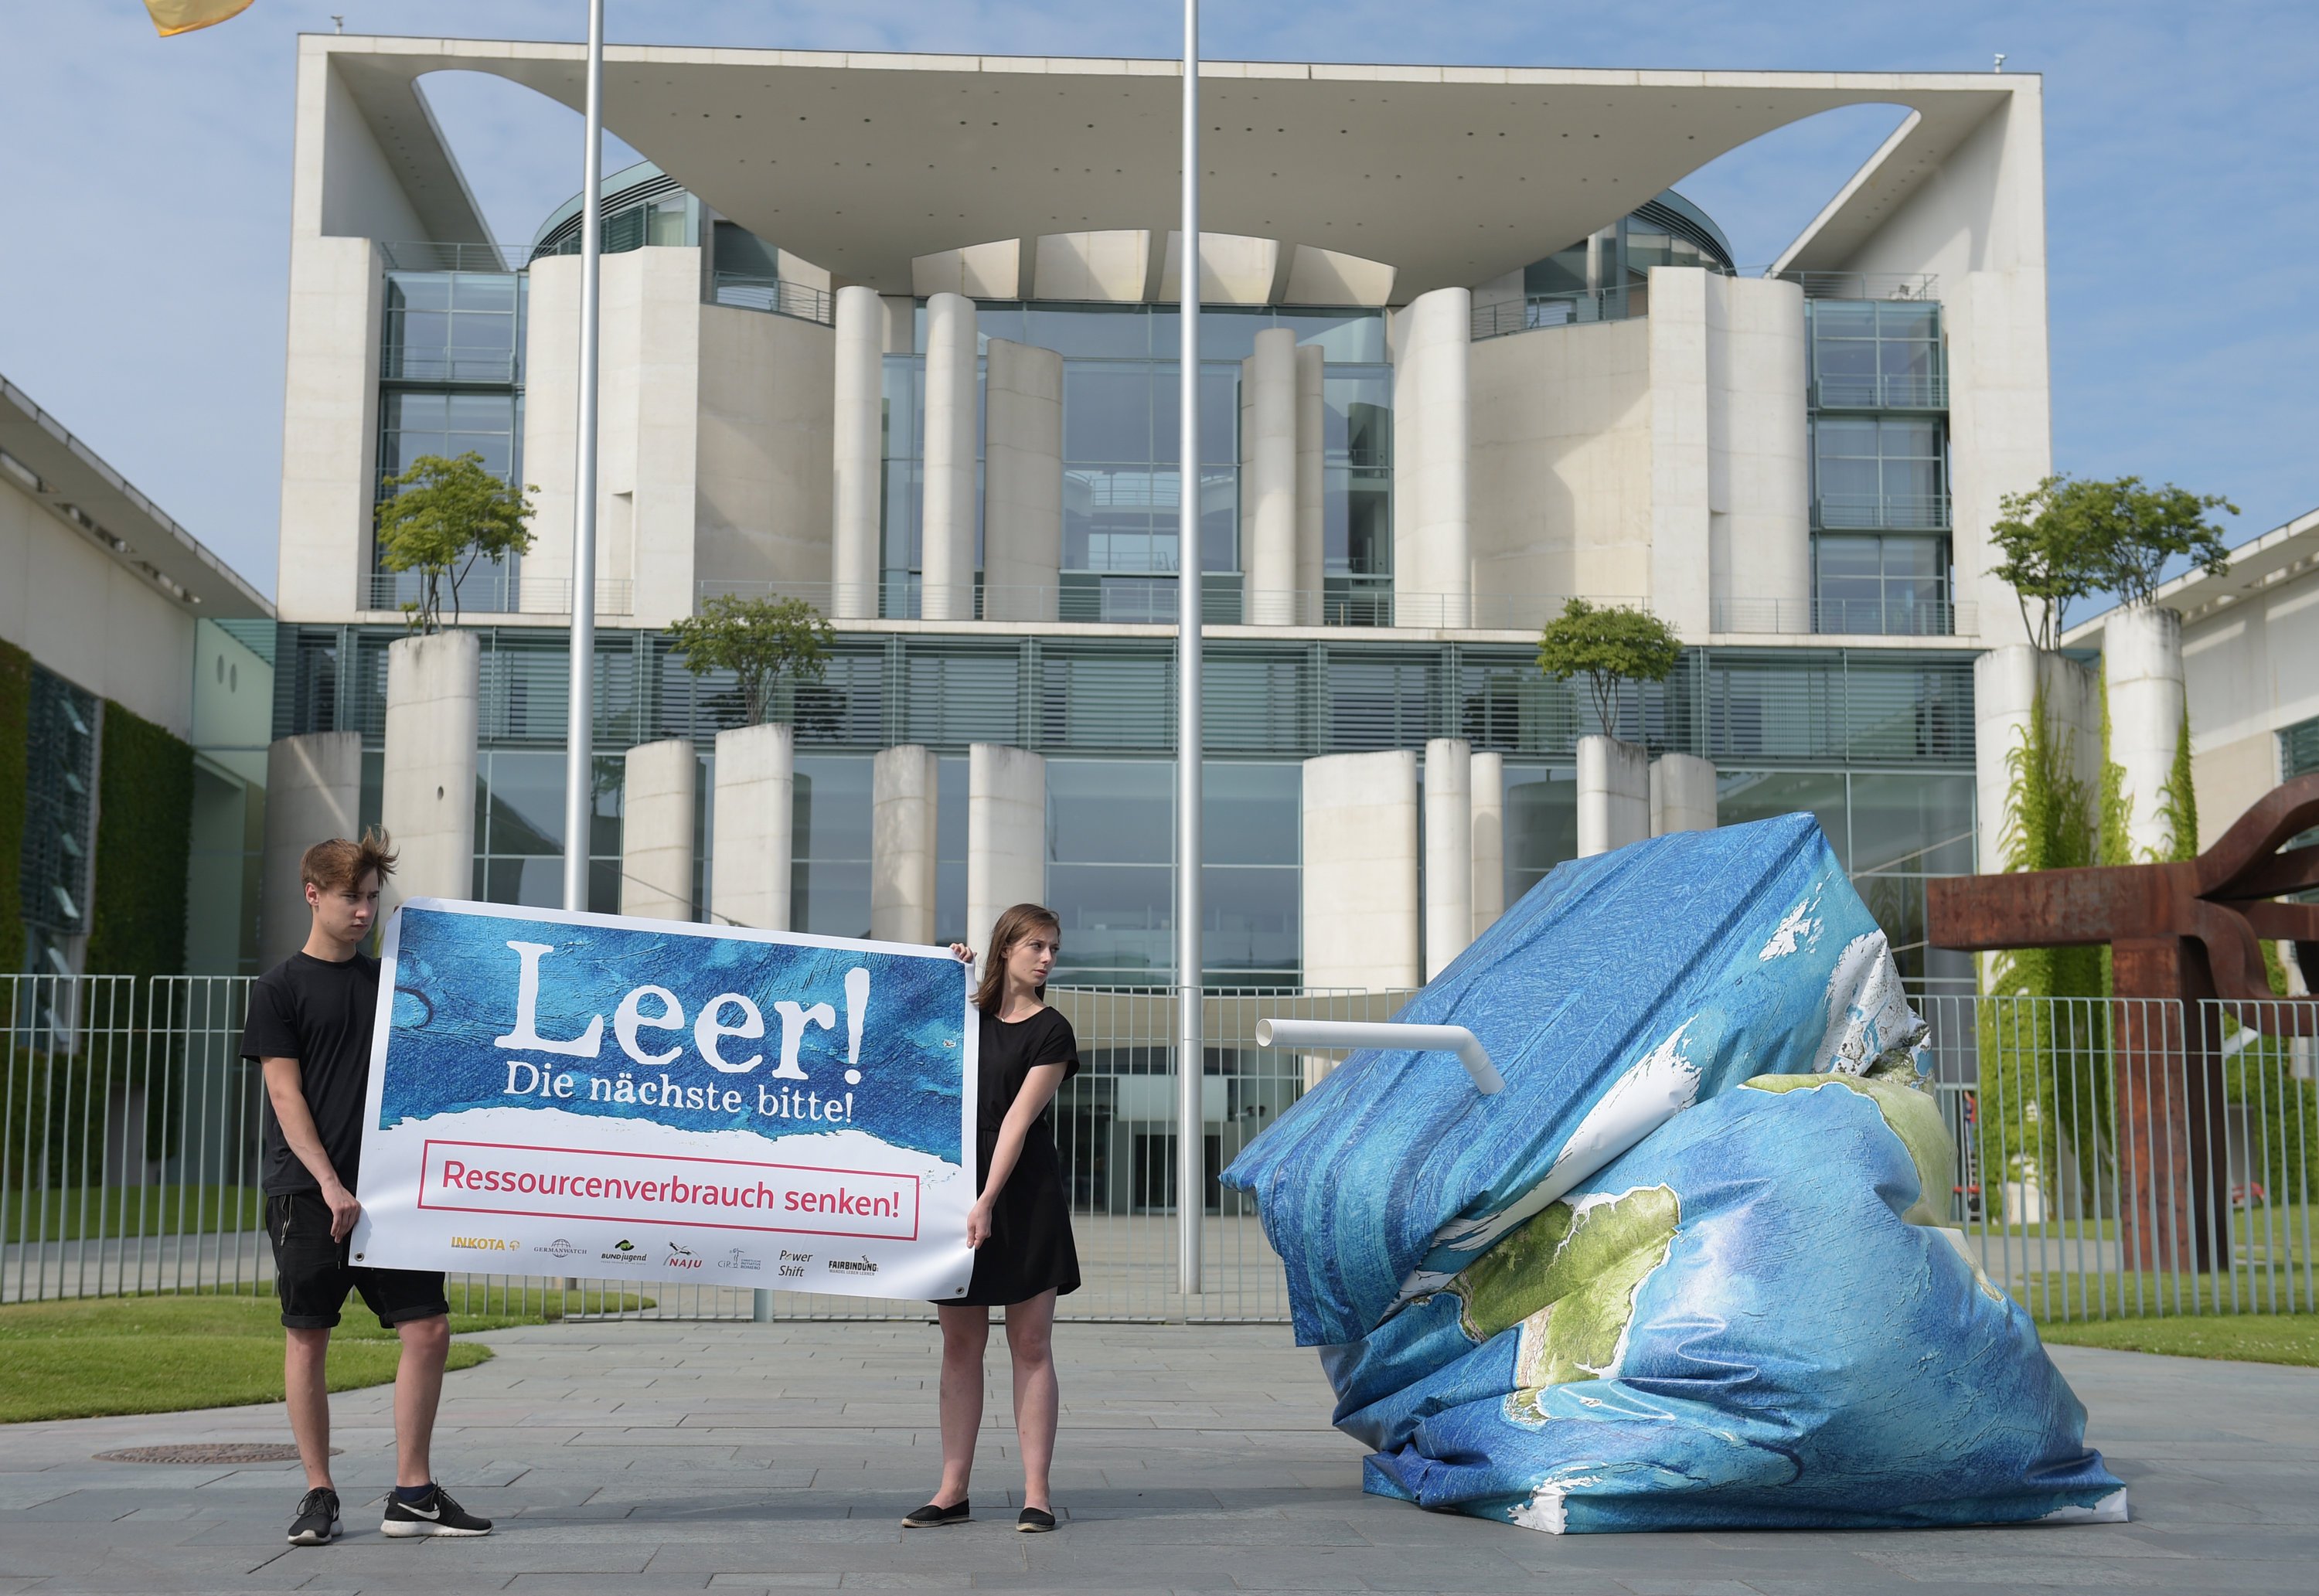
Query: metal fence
8,976,2310,1323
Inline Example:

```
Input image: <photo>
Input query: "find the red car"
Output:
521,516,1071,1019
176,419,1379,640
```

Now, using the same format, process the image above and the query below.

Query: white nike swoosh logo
402,1502,441,1519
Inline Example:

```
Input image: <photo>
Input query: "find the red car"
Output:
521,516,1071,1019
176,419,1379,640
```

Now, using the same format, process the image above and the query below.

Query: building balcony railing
1810,373,1949,410
380,349,520,386
377,241,532,272
1708,597,1973,637
1813,493,1952,532
1471,282,1650,341
364,570,633,616
1775,271,1939,301
708,272,836,327
694,579,1656,633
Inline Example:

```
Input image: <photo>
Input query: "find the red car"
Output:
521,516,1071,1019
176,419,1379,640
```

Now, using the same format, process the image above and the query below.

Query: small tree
1991,474,2235,646
1535,598,1683,740
376,451,536,632
666,594,834,725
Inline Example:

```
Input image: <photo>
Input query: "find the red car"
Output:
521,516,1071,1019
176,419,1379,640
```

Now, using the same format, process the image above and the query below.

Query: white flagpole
1175,0,1205,1294
561,0,605,913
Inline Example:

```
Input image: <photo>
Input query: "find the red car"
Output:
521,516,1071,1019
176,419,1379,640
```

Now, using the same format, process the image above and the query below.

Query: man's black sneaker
286,1486,341,1546
379,1484,493,1538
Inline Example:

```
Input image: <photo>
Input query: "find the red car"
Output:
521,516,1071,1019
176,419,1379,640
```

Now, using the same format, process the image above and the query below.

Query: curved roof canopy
308,36,2028,301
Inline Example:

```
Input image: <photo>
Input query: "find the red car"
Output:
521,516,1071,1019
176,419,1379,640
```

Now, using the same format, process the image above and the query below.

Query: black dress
952,1005,1082,1306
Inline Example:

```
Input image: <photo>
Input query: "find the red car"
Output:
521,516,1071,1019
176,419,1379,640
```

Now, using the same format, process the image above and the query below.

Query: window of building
20,668,97,975
383,271,523,384
1813,533,1953,635
1808,300,1943,410
2283,716,2319,781
472,749,620,914
1812,416,1948,530
791,754,872,939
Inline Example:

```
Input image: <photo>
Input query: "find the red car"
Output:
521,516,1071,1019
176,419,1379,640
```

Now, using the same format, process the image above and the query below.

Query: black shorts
265,1191,448,1331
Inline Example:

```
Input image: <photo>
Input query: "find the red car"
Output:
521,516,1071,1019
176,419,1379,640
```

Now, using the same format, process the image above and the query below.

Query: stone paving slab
0,1319,2314,1593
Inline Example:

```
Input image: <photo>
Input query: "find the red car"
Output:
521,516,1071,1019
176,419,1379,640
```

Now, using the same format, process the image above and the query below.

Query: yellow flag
145,0,256,36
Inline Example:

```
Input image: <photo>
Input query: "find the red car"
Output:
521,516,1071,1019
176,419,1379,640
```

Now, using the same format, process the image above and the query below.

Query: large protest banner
349,900,977,1302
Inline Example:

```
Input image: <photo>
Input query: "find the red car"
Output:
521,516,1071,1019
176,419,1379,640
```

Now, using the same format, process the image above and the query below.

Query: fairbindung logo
827,1255,879,1277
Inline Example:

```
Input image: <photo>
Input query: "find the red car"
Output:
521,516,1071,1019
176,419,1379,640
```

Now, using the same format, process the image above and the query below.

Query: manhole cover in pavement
94,1444,339,1465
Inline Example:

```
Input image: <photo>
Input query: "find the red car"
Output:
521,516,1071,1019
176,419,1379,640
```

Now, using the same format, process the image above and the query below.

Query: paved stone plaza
1,1319,2312,1594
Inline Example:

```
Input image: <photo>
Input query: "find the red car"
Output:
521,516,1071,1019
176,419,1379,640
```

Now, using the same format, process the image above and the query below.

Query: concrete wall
0,470,202,737
380,631,479,921
1973,645,2101,876
831,285,884,618
1303,749,1419,991
967,744,1046,967
1422,737,1473,978
1807,87,2052,647
1576,734,1649,856
1296,345,1326,609
920,293,979,621
1650,753,1718,835
693,297,836,608
982,339,1063,622
259,731,363,971
1468,318,1653,614
2105,604,2188,862
621,738,697,921
1243,328,1299,626
1469,750,1505,940
2184,580,2319,849
871,744,938,944
1391,288,1472,625
275,233,383,621
711,721,795,932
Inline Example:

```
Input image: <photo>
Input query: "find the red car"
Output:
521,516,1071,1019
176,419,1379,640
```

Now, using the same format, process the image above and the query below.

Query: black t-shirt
240,951,381,1196
976,1006,1081,1150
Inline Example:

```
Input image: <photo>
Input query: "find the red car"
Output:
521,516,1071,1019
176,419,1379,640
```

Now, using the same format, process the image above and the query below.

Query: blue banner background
382,907,967,1166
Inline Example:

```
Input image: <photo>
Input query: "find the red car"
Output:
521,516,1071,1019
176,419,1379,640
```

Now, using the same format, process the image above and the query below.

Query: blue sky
2,2,2312,601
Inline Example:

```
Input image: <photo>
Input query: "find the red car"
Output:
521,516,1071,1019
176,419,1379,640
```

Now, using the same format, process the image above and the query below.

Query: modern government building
251,35,2070,1003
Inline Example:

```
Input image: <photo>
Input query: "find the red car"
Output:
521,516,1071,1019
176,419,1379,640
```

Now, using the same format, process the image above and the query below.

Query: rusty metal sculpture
1929,772,2319,1274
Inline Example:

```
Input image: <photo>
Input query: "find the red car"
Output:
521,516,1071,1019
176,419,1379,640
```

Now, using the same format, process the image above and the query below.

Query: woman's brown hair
974,903,1062,1012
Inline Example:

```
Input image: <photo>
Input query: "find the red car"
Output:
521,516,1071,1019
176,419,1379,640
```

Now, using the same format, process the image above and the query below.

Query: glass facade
1807,299,1944,410
1813,533,1950,637
880,305,1391,622
1813,416,1949,531
471,749,621,914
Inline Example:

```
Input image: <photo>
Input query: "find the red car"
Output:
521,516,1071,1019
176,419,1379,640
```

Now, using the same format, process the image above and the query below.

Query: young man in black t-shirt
241,832,492,1547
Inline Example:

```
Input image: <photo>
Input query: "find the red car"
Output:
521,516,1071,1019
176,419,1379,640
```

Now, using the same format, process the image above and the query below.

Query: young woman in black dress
904,903,1081,1534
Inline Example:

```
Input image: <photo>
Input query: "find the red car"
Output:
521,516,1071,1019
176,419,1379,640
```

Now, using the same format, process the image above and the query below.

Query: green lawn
0,1285,546,1424
1,1184,267,1245
2038,1312,2319,1368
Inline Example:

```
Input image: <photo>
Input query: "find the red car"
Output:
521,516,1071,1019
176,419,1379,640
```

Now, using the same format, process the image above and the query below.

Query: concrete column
2106,603,2188,862
260,731,363,970
380,631,478,922
1295,344,1326,625
621,739,696,921
1575,734,1649,858
1714,277,1811,635
920,292,979,621
1647,269,1714,640
1469,750,1505,938
1423,738,1473,978
1302,749,1419,991
1650,753,1718,836
1392,287,1471,628
871,744,939,944
1243,327,1298,626
710,721,794,931
1973,645,2102,877
967,744,1047,966
831,285,884,619
982,338,1063,622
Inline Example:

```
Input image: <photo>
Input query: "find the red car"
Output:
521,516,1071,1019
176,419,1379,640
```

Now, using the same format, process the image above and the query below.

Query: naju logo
533,1238,587,1259
450,1236,519,1251
827,1255,879,1276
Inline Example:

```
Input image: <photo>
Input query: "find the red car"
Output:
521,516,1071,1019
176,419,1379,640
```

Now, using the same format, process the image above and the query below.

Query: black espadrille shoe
902,1499,969,1527
1016,1506,1056,1533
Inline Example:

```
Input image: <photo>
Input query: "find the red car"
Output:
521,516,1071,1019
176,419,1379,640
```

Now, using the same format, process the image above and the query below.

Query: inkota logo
717,1247,762,1272
533,1238,587,1259
450,1236,520,1251
600,1238,648,1264
827,1255,879,1276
